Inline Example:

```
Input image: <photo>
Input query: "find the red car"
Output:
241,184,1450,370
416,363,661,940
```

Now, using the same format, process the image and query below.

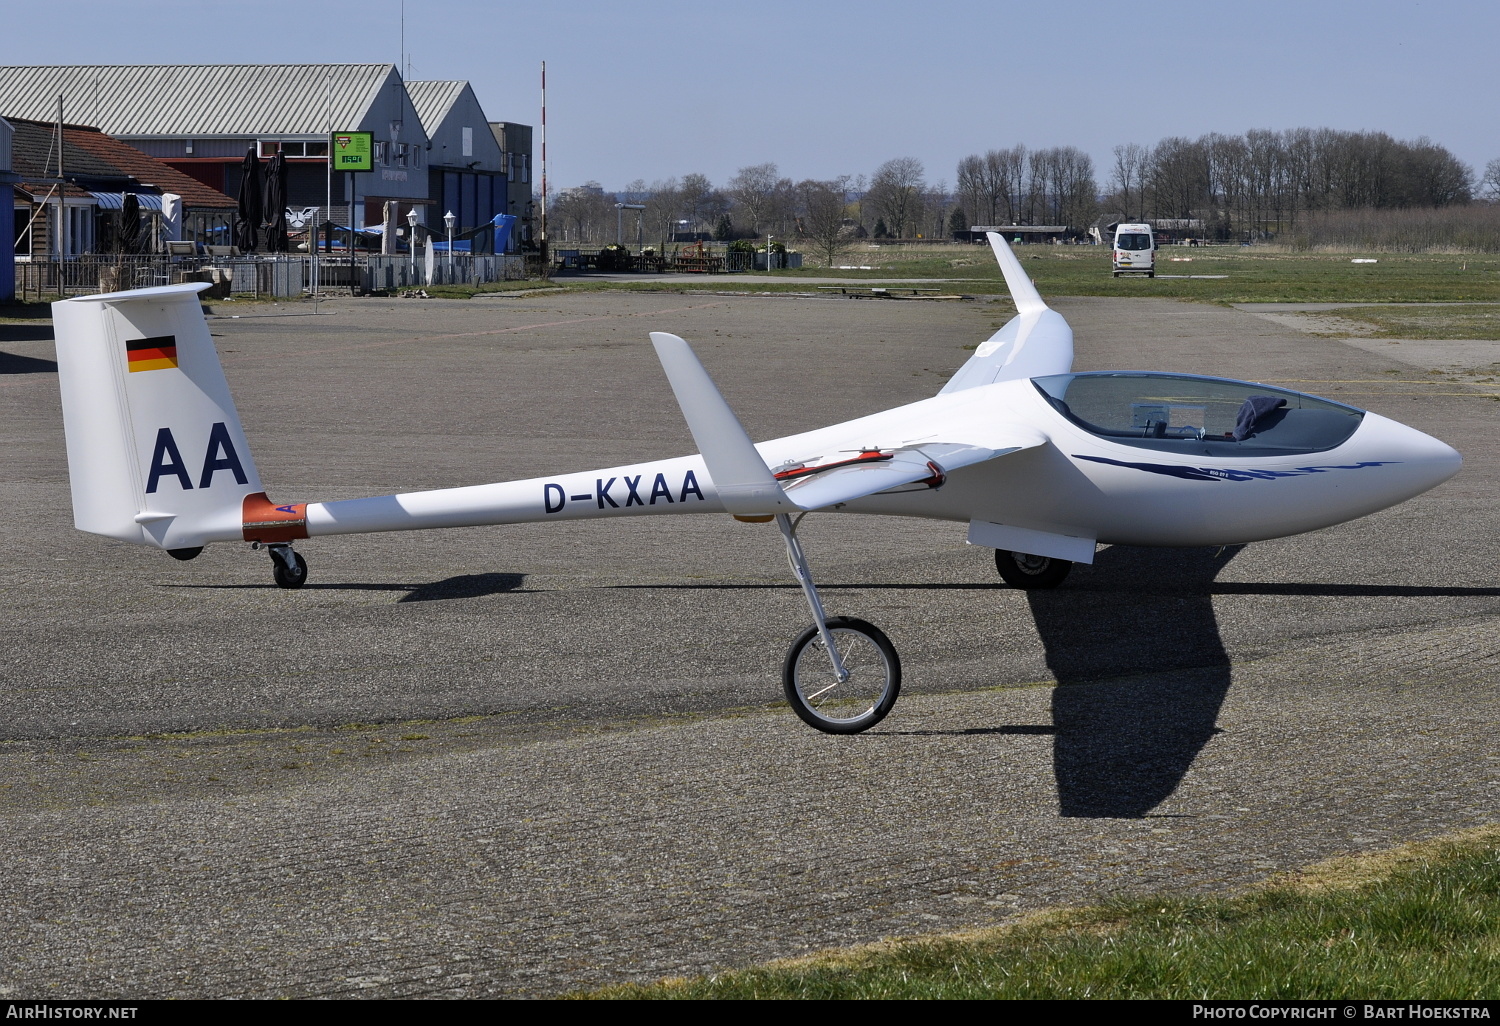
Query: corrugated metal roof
405,80,468,137
0,65,397,137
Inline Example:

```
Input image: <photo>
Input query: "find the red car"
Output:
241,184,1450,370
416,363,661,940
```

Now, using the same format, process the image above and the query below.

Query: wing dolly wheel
774,513,901,734
994,549,1071,590
783,616,900,734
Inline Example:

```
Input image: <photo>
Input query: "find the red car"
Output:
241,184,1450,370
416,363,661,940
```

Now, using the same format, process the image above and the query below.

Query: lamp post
406,208,418,285
444,209,456,277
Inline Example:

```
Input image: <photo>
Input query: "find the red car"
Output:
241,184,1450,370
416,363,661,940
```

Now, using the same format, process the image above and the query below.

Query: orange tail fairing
242,492,309,543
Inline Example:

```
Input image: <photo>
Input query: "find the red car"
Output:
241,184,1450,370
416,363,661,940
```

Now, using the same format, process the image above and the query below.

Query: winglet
986,232,1047,315
649,332,792,514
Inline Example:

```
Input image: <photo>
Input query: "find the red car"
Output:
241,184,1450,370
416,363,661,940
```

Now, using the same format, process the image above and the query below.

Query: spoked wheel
782,616,901,735
270,548,308,590
994,549,1072,590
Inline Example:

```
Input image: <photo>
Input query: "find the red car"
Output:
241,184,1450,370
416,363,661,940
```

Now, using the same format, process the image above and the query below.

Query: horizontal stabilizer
649,332,792,514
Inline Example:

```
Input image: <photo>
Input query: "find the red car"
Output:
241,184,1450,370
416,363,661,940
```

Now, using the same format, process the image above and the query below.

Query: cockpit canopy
1032,372,1365,457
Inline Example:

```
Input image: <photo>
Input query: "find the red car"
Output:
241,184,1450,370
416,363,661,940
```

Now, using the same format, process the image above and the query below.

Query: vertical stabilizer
53,284,265,549
939,232,1074,394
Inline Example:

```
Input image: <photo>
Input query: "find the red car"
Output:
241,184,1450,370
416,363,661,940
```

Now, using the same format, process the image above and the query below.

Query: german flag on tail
126,335,178,373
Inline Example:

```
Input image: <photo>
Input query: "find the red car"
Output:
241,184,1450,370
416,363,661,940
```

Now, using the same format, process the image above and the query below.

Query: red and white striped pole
539,60,548,277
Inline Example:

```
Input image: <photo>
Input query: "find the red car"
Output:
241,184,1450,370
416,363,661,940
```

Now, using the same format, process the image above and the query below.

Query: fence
360,254,525,291
12,252,527,301
550,246,779,273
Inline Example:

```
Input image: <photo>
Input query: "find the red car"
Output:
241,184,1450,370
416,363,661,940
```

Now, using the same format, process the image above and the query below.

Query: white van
1112,223,1155,277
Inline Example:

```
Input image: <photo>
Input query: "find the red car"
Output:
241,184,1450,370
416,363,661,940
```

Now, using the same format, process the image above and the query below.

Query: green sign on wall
331,131,374,172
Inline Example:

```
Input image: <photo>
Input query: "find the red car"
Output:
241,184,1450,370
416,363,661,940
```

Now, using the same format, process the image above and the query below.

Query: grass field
776,247,1500,303
1293,304,1500,340
6,248,1500,314
581,827,1500,1000
404,247,1500,306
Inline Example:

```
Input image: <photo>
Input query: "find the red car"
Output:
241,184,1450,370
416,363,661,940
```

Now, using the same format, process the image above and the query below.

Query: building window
395,142,408,168
520,154,529,184
375,140,389,166
414,146,422,169
462,126,473,157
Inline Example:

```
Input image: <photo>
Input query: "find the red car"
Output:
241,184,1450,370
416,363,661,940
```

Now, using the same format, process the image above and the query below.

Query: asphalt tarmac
0,290,1495,998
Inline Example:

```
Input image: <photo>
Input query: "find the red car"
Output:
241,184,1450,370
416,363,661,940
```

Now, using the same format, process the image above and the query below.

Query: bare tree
619,178,650,205
868,157,925,238
643,178,682,250
996,146,1026,222
1111,143,1147,221
728,163,781,234
1149,137,1211,219
798,179,852,266
552,184,614,244
679,173,726,233
1048,147,1097,232
924,180,951,239
1482,159,1500,201
766,175,799,238
956,155,985,227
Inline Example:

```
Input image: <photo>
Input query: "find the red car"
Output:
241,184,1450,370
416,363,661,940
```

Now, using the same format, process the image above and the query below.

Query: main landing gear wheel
269,546,308,590
994,549,1072,590
782,616,901,735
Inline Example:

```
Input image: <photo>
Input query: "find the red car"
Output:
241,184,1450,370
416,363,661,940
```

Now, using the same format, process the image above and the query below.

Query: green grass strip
580,826,1500,999
410,250,1500,305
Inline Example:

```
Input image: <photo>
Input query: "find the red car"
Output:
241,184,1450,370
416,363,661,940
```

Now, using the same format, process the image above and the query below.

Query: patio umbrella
118,193,141,253
262,152,288,253
234,146,262,252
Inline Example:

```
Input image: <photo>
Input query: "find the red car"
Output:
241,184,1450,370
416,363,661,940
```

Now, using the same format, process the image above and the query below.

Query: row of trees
546,127,1488,256
1108,129,1475,238
955,146,1099,233
548,158,959,257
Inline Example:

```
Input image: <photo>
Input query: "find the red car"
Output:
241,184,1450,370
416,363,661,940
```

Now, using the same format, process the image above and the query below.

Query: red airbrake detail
773,449,893,482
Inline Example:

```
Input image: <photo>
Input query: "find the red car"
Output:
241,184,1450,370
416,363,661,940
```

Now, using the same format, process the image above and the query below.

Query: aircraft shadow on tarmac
1029,545,1243,820
882,546,1245,818
165,572,527,601
167,555,1495,819
0,349,58,374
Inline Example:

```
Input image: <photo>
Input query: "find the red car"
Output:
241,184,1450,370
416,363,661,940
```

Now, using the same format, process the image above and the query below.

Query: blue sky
10,0,1499,192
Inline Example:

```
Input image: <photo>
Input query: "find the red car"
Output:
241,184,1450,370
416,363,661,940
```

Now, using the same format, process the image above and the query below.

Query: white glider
51,234,1461,733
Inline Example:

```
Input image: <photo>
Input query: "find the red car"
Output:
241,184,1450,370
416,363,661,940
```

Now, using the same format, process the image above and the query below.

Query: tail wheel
994,549,1072,590
270,548,308,590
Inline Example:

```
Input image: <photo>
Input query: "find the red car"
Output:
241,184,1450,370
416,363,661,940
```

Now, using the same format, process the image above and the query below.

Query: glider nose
1358,411,1462,500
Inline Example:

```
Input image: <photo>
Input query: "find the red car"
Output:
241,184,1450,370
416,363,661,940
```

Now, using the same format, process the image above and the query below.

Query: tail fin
939,232,1073,394
53,284,266,550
